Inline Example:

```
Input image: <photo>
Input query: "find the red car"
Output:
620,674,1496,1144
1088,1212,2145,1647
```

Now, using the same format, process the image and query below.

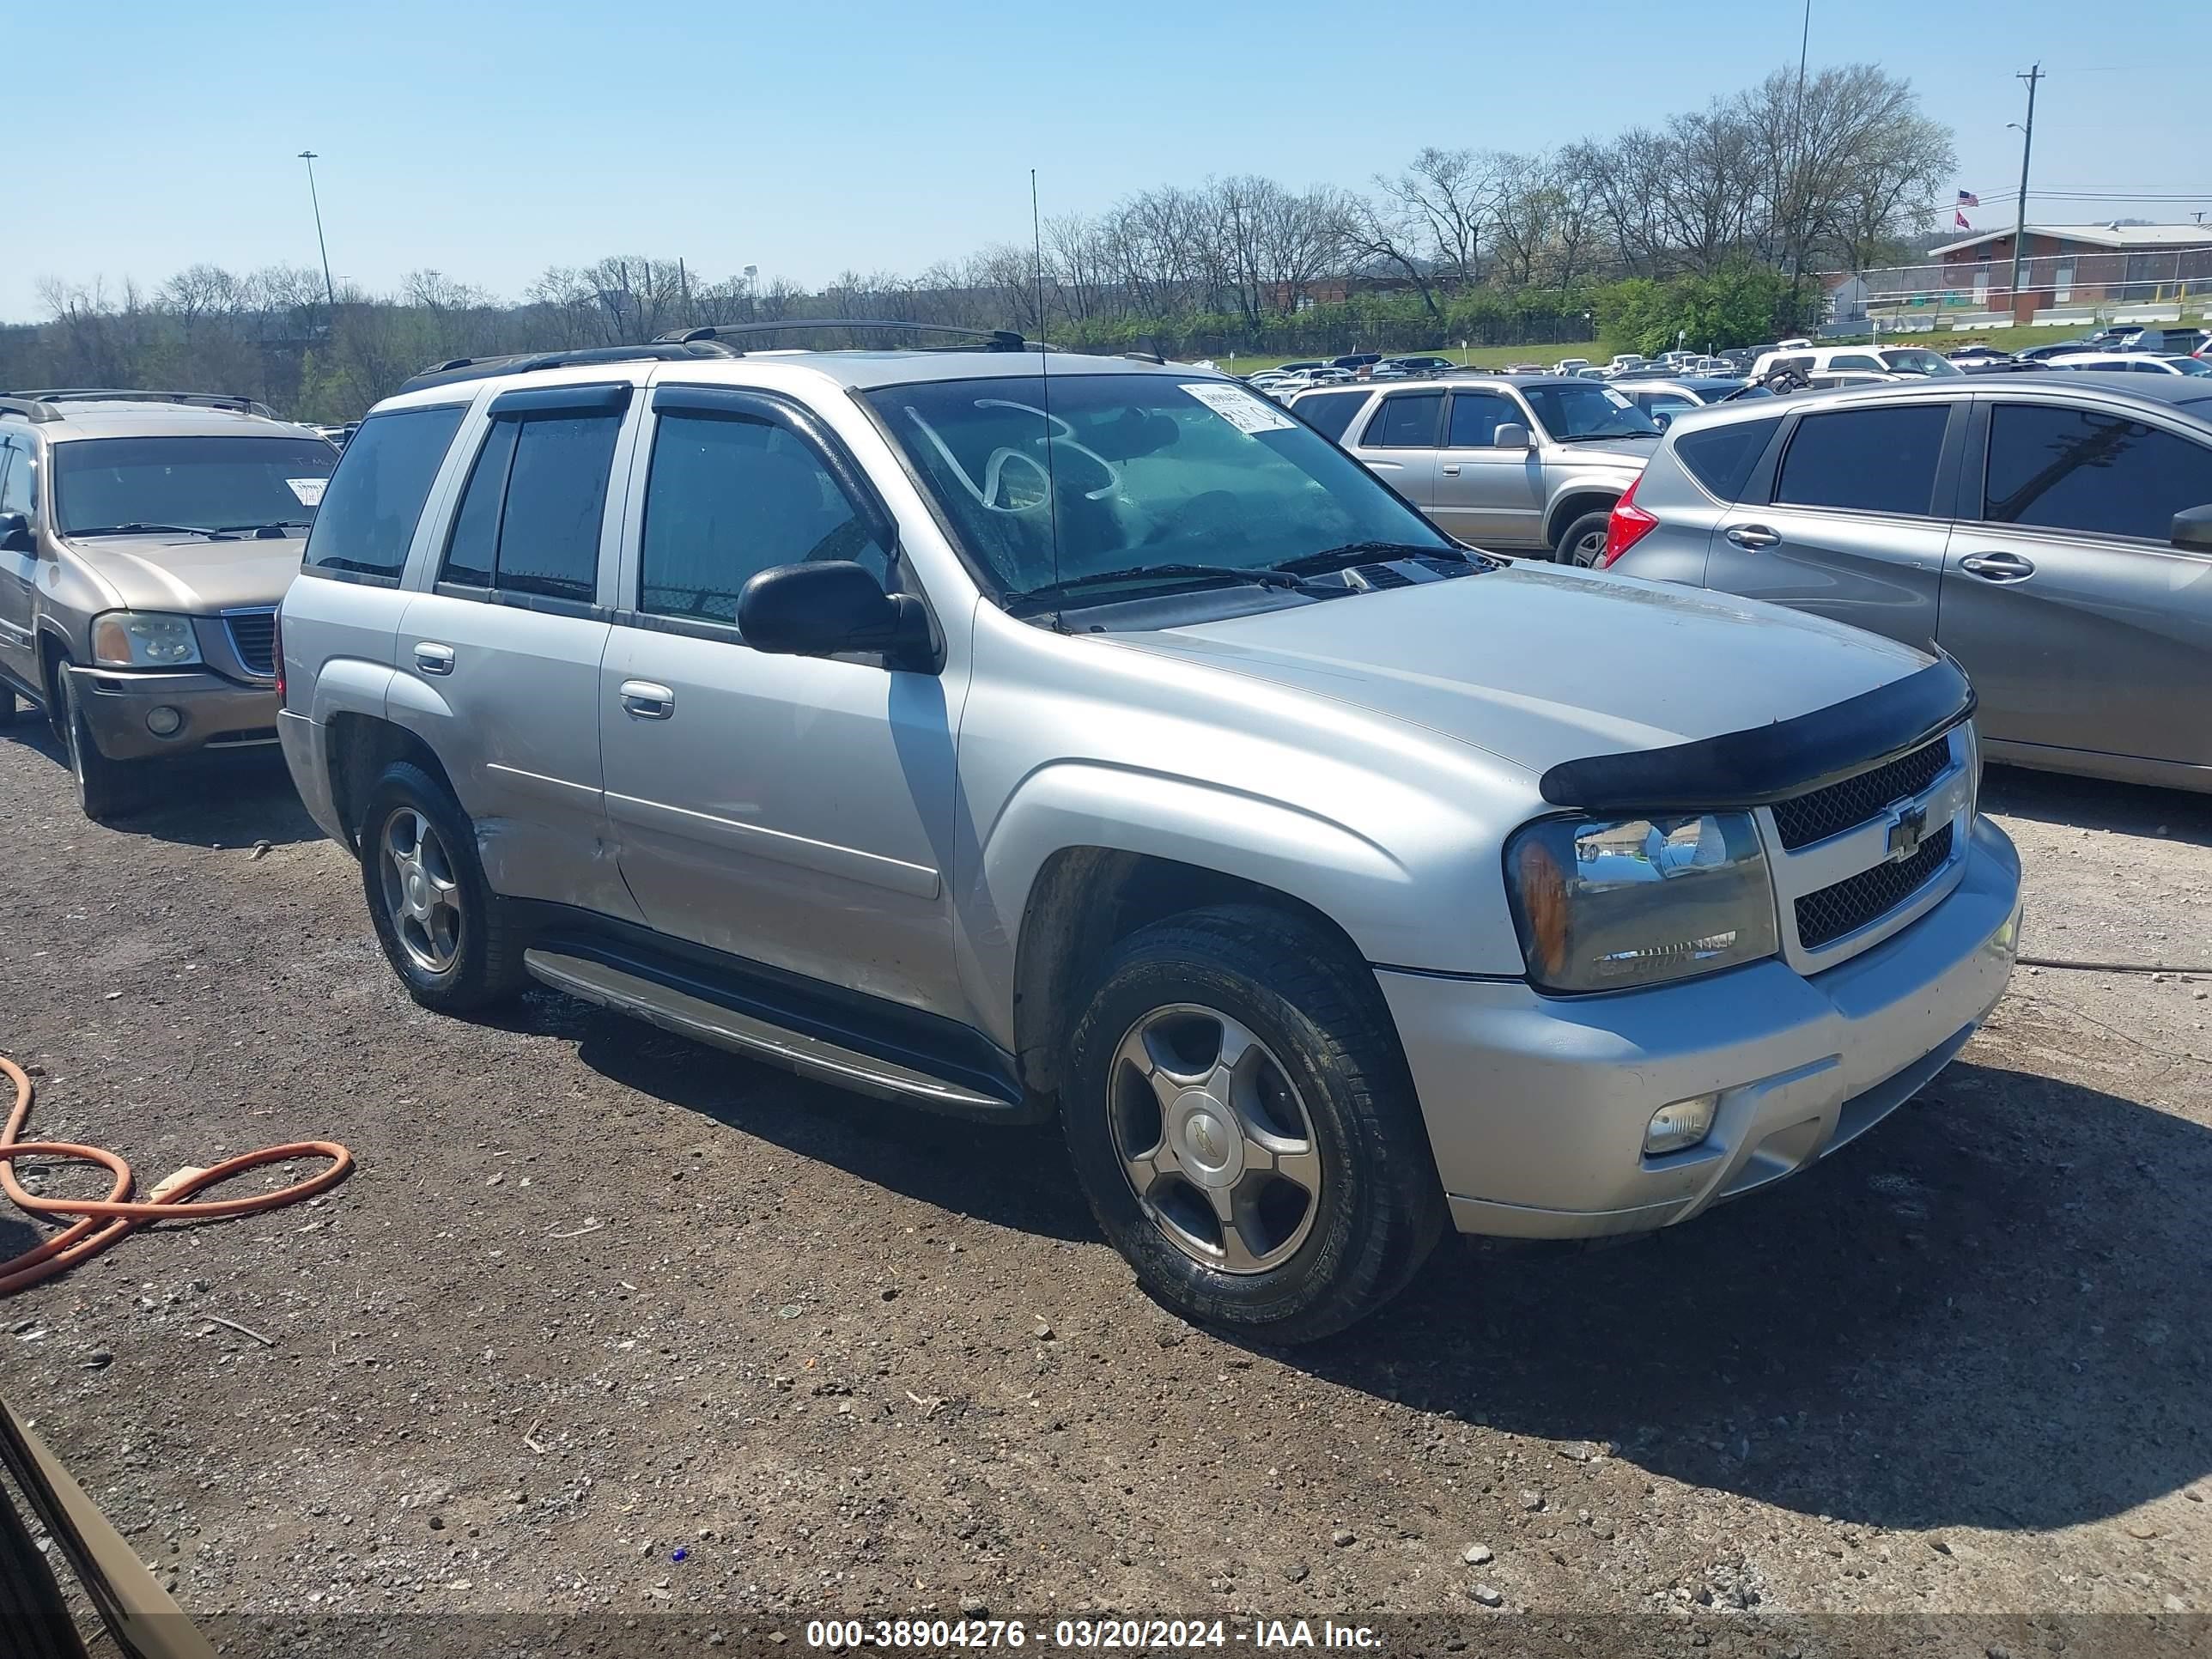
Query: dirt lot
1,723,2208,1656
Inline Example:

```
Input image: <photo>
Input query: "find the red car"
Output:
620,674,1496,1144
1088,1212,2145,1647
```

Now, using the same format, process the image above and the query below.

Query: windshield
52,436,337,535
2165,356,2212,375
1520,382,1662,440
1879,349,1964,378
865,374,1452,596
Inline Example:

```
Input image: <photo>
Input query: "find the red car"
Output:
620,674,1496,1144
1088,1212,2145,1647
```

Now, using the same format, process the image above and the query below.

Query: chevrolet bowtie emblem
1887,804,1929,862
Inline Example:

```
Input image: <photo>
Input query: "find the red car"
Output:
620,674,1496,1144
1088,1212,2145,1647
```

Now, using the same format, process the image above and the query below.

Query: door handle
1724,524,1782,550
618,679,676,720
1442,465,1462,476
413,641,454,676
1960,552,2036,583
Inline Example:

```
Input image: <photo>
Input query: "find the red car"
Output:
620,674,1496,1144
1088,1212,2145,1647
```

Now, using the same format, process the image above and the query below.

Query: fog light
144,705,184,738
1644,1093,1718,1156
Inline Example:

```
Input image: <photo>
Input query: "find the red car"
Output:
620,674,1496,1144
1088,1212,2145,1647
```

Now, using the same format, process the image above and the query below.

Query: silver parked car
1604,373,2212,793
0,388,337,819
280,331,2021,1340
1291,375,1662,562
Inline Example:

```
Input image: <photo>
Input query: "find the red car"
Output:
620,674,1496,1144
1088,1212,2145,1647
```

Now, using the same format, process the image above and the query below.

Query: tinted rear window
303,405,465,581
436,411,622,603
1674,416,1782,501
1775,405,1951,515
1365,392,1443,448
1297,392,1370,442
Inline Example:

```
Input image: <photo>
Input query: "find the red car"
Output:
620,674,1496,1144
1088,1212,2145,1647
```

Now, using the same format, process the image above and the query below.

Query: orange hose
0,1054,351,1297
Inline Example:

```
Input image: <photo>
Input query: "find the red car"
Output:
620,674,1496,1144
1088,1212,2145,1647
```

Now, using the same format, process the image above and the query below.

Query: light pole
298,150,338,321
2006,66,2043,319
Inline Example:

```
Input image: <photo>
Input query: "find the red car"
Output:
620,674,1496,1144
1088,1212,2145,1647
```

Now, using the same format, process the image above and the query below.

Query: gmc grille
226,610,277,678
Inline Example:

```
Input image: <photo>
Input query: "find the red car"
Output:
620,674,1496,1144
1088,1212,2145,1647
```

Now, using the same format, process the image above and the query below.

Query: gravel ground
0,725,2207,1657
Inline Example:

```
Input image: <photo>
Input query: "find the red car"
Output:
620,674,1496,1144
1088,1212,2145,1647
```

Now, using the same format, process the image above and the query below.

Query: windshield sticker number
1182,383,1297,434
286,477,328,507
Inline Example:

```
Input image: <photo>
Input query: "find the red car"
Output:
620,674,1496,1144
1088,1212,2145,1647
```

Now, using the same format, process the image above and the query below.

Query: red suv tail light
1600,475,1659,568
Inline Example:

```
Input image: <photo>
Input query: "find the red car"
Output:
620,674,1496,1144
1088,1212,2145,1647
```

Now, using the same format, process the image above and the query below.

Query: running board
523,948,1017,1115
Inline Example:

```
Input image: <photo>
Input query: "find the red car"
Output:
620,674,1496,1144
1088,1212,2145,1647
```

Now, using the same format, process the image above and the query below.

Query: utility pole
2007,65,2043,320
297,150,337,322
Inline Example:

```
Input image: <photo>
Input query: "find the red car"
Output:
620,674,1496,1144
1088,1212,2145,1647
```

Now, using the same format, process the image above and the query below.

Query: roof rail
7,388,276,417
653,319,1038,353
394,342,743,396
0,396,61,423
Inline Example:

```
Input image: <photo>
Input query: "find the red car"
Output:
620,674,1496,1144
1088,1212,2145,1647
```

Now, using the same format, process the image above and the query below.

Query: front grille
1771,738,1950,850
225,610,277,678
1795,823,1954,950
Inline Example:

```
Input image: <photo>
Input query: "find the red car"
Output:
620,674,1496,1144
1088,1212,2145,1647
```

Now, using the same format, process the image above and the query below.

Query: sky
13,0,2206,324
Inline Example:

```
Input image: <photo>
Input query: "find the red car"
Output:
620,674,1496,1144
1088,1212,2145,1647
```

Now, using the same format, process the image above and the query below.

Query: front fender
957,760,1520,1053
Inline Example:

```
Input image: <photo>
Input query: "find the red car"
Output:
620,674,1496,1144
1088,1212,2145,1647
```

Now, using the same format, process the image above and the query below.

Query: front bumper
1380,816,2022,1238
64,664,279,763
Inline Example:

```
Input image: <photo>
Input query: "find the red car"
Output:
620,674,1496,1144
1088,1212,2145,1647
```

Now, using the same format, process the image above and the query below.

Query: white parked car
2045,352,2212,378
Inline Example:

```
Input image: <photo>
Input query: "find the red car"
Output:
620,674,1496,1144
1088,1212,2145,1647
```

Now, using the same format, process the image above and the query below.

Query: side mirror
0,512,30,555
1652,410,1675,431
736,560,935,669
1492,422,1532,450
2172,504,2212,553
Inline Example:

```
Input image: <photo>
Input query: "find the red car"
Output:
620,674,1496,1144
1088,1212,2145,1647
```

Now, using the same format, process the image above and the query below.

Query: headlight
89,611,203,668
1504,813,1778,993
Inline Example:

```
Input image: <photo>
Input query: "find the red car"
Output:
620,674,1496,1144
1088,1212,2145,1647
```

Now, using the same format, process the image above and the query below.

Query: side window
1446,392,1519,447
437,411,623,604
0,441,27,518
1983,403,2212,543
1675,416,1784,502
1831,354,1882,371
1774,405,1951,516
1296,392,1369,442
302,404,466,581
638,411,890,630
1364,392,1443,449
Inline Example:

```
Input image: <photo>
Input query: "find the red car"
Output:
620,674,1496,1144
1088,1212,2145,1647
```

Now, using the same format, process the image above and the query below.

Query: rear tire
359,760,530,1012
1063,904,1447,1345
1555,507,1614,568
60,672,142,823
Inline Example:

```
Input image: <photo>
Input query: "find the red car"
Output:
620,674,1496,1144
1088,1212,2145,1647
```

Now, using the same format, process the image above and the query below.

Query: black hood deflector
1538,655,1975,815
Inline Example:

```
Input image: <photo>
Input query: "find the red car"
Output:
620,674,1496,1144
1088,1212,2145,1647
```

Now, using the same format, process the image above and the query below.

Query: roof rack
5,388,276,417
394,342,744,396
653,319,1038,353
0,397,61,423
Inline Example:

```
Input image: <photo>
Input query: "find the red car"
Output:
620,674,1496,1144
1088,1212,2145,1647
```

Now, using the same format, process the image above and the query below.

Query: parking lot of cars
3,332,2209,1643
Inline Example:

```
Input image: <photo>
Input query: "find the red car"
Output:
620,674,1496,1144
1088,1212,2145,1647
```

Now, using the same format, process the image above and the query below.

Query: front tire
60,672,142,823
1063,905,1446,1345
1555,507,1613,568
359,760,529,1012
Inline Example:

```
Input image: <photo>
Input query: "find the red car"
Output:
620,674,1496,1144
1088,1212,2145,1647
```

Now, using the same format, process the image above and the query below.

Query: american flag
1958,190,1981,207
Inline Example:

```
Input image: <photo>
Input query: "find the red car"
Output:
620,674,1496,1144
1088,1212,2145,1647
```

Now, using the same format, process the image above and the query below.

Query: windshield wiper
1006,562,1318,610
1555,430,1659,443
1278,540,1476,574
66,522,240,540
210,520,313,538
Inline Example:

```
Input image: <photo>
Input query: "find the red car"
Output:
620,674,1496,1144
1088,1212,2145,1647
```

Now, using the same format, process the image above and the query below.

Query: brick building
1929,223,2212,322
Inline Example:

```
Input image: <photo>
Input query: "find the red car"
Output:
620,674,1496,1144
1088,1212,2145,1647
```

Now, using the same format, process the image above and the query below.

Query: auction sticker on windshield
287,478,328,507
1182,383,1297,434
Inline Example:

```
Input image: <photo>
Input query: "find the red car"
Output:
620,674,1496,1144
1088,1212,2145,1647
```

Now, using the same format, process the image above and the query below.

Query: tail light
272,607,286,705
1600,475,1659,568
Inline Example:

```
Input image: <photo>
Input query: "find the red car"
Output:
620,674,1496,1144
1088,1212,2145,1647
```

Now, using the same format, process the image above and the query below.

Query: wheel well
1011,849,1373,1103
325,714,458,852
1545,490,1620,550
38,629,68,705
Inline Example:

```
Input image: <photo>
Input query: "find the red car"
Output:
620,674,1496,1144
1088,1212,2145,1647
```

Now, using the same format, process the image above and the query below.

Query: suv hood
62,532,305,613
1547,435,1657,465
1115,564,1931,780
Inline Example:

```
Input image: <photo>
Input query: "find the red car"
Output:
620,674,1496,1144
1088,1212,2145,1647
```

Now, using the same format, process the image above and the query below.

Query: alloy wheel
1107,1003,1323,1274
379,808,464,975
